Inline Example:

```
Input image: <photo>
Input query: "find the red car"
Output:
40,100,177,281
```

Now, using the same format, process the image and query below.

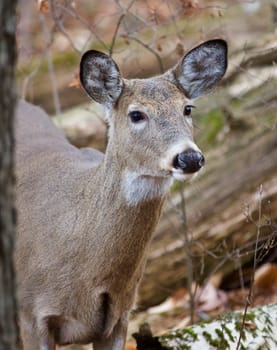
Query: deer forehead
119,78,190,112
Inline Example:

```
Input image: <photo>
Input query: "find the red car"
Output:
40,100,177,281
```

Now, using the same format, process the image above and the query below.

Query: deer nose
173,149,205,173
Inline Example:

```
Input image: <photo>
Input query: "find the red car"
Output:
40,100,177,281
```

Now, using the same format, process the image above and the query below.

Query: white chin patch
122,171,173,205
171,169,197,182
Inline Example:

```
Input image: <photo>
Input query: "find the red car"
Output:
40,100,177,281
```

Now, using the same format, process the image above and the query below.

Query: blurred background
16,0,277,348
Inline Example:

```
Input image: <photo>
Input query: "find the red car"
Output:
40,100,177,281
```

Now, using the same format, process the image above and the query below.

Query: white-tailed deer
15,39,227,350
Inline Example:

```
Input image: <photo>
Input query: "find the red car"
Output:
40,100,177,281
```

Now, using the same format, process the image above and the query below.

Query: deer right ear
80,50,123,107
172,39,228,99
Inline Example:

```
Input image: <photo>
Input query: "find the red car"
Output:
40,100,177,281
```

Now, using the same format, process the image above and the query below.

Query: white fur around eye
129,119,148,131
128,104,149,131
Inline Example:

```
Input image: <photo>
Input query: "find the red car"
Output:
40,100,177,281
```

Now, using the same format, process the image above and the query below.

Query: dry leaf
254,263,277,292
148,288,188,314
179,0,199,8
156,43,162,52
175,42,185,57
180,0,200,15
244,321,257,330
173,316,191,330
125,341,137,350
209,272,223,289
37,0,49,14
196,282,227,312
210,8,224,17
69,74,81,89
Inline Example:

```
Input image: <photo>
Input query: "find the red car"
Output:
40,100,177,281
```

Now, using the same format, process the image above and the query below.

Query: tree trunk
0,0,19,348
133,303,277,350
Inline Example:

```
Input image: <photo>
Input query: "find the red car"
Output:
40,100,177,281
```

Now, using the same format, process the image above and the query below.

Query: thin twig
21,19,57,99
109,13,126,57
179,185,195,324
109,0,137,56
54,2,109,52
236,249,245,290
50,0,81,53
21,52,48,100
236,185,263,350
122,34,164,73
39,12,61,117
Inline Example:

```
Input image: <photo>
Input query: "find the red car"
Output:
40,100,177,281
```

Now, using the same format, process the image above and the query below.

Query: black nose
173,149,205,173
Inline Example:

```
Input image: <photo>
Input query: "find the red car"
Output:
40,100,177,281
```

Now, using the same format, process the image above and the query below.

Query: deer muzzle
173,149,205,173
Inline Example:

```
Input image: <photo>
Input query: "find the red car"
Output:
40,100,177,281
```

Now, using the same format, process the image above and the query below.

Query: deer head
80,40,227,204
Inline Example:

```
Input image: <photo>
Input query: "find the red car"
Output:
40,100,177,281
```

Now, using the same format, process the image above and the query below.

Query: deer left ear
80,50,123,107
172,39,228,99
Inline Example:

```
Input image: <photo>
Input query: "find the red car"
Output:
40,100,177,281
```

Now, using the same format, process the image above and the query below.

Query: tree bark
0,0,19,348
223,45,277,87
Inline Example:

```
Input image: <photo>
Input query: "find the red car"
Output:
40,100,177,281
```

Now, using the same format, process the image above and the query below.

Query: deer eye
184,105,195,117
128,111,148,123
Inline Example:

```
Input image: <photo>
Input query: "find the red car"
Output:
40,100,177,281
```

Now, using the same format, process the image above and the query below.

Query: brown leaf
69,74,81,89
254,263,277,292
179,0,199,8
37,0,49,14
244,321,257,330
180,0,200,15
210,8,224,17
175,42,185,57
209,272,224,289
125,341,137,350
156,43,162,52
147,288,188,314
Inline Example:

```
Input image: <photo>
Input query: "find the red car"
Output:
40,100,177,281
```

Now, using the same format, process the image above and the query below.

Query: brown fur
15,40,227,350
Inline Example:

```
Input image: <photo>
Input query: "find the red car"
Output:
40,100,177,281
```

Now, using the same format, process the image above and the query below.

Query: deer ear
80,50,123,106
172,39,228,99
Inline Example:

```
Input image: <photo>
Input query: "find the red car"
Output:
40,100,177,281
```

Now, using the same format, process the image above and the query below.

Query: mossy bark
134,304,277,350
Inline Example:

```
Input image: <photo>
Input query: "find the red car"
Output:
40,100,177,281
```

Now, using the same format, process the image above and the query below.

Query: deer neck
84,139,171,259
79,144,169,284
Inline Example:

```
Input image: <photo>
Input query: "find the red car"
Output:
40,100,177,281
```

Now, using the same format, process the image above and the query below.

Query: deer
15,39,227,350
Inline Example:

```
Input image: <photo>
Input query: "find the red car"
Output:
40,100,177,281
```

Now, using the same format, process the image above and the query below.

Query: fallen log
133,303,277,350
224,41,277,87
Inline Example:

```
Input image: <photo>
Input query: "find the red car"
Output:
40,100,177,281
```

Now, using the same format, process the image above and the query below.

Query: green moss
17,50,79,79
52,51,78,68
235,317,242,332
202,330,230,349
265,112,277,127
264,314,274,327
221,324,235,343
170,180,184,193
215,328,230,347
244,311,255,322
183,327,198,341
159,305,277,349
17,61,35,77
197,108,224,146
160,327,198,349
230,97,243,108
160,334,191,350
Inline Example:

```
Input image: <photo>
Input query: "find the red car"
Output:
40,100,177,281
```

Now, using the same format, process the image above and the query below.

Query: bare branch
122,34,164,73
